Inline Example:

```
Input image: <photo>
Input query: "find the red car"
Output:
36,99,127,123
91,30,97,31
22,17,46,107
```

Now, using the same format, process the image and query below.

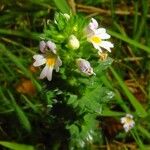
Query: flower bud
76,58,95,76
68,35,80,50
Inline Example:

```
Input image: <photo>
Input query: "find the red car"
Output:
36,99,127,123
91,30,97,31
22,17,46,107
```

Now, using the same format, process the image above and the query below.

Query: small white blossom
33,41,62,81
68,34,80,50
120,114,135,132
86,18,114,53
76,58,95,76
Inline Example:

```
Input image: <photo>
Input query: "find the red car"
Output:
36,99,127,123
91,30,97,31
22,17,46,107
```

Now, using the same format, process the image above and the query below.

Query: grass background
0,0,150,149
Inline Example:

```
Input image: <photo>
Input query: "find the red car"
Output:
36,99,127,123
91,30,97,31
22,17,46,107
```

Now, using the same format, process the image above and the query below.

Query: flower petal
123,124,130,132
46,41,57,54
89,18,98,30
33,54,44,60
99,32,111,39
39,41,46,53
39,65,49,79
93,44,102,52
46,66,53,81
54,57,62,72
99,41,114,52
94,28,106,34
33,58,46,67
126,114,133,119
120,117,126,124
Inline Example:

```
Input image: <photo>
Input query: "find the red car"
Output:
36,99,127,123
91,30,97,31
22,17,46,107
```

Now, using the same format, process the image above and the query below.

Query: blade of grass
0,58,16,78
131,129,145,150
53,0,70,14
0,29,39,40
8,90,31,132
113,21,127,36
0,43,41,91
108,30,150,53
110,67,147,117
133,1,139,35
137,125,150,139
22,95,39,113
100,75,130,112
101,108,124,116
134,0,149,40
114,90,130,112
0,141,34,150
1,37,35,55
110,0,115,21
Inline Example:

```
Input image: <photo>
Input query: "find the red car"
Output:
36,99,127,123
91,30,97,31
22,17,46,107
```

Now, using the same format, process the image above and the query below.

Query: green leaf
0,141,34,150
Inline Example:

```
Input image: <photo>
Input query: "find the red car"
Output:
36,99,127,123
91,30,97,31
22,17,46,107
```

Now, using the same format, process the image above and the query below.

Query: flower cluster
33,14,114,81
120,114,135,132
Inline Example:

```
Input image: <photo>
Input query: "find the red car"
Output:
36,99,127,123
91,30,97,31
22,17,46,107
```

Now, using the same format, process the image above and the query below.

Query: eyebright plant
33,14,114,81
32,13,128,149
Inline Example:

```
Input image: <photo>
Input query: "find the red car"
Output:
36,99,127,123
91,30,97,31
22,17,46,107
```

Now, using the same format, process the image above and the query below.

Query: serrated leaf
78,84,103,113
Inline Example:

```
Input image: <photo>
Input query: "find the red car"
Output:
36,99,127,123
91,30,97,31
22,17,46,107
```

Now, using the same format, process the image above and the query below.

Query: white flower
33,41,62,81
76,58,95,76
86,18,114,52
120,114,135,132
68,34,80,50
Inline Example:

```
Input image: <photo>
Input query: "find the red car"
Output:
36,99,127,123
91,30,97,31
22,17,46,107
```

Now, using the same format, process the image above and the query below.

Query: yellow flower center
91,36,101,44
125,117,132,124
46,57,56,67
